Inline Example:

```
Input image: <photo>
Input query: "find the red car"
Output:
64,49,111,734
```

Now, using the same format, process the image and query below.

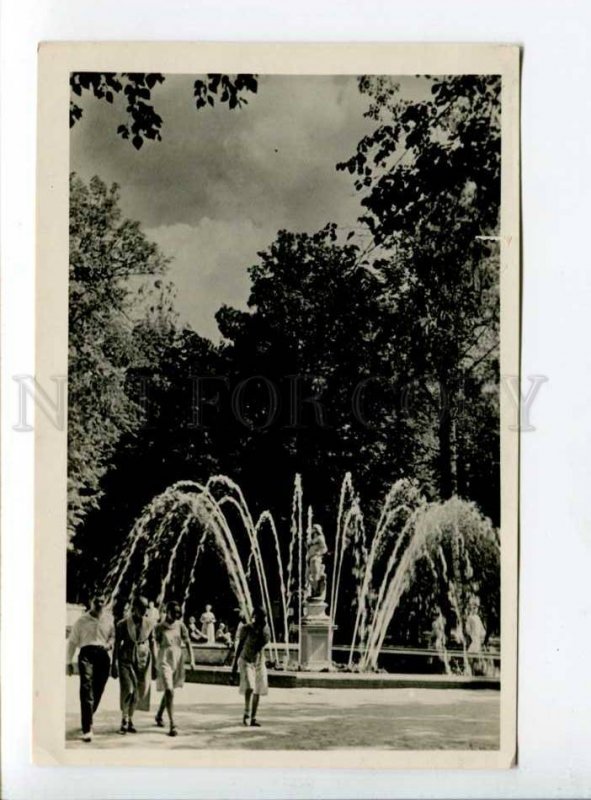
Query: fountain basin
256,642,500,677
183,664,500,691
332,645,500,676
190,642,233,666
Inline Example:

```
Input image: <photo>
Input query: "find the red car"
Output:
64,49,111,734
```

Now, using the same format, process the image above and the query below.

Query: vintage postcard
34,42,520,768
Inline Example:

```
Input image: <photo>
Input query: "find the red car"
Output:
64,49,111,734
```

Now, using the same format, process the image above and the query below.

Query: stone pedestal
300,598,333,671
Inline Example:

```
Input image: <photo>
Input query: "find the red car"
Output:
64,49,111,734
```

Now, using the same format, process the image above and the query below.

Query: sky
70,74,415,340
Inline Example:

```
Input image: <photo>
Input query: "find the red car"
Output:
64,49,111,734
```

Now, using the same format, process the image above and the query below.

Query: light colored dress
155,620,189,691
238,623,270,696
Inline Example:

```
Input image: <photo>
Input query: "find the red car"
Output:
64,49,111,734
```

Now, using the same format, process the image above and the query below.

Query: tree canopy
337,75,501,504
68,173,173,538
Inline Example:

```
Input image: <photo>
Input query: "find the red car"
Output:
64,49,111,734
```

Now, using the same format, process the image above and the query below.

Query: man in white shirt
66,594,114,742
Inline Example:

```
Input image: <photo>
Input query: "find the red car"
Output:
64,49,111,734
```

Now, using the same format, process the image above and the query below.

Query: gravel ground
66,676,499,751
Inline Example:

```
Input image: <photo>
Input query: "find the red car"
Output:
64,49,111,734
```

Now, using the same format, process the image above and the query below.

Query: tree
214,226,424,542
68,173,169,540
70,72,258,149
338,75,501,516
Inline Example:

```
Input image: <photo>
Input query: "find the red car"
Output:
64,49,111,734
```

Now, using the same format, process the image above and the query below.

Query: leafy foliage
70,72,258,148
214,226,422,519
68,174,170,539
338,75,501,508
193,73,258,110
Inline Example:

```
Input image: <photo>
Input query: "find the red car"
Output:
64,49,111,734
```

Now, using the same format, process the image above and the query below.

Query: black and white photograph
32,43,520,768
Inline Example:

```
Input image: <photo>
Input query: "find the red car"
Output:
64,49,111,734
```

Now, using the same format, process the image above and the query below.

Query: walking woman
111,595,157,734
231,606,270,727
154,601,195,737
66,594,114,742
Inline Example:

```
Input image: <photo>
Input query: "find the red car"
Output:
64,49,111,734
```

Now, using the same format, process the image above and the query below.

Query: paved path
66,677,499,751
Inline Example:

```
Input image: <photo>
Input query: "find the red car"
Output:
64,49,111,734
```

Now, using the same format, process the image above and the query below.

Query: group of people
66,593,271,742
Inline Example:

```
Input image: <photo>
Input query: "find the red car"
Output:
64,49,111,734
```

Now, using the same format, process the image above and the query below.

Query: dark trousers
78,645,111,733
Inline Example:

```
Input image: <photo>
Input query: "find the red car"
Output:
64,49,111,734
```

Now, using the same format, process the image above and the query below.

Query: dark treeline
67,75,501,618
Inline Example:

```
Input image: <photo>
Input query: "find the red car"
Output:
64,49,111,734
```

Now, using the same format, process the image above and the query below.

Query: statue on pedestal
306,524,328,601
301,523,332,670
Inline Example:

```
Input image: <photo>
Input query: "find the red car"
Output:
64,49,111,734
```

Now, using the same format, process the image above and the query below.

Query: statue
301,523,332,670
200,604,216,643
465,595,487,675
465,596,486,653
306,524,328,601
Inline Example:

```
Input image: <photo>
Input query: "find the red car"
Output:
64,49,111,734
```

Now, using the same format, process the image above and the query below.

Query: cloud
70,74,382,336
146,219,273,341
71,75,372,226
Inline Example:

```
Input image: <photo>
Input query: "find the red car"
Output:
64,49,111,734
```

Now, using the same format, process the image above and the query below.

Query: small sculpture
306,524,328,601
200,604,216,643
465,596,486,653
430,606,447,653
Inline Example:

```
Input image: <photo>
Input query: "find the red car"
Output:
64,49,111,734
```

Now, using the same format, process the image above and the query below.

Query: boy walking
66,594,114,742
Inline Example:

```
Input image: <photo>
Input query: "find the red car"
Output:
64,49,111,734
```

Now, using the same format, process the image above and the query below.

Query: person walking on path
111,595,157,735
154,601,195,737
231,606,270,727
66,594,114,742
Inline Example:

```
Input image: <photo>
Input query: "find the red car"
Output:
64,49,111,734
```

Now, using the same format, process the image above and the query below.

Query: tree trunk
438,380,458,498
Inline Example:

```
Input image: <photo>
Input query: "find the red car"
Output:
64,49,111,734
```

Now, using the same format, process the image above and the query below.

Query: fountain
101,473,500,678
